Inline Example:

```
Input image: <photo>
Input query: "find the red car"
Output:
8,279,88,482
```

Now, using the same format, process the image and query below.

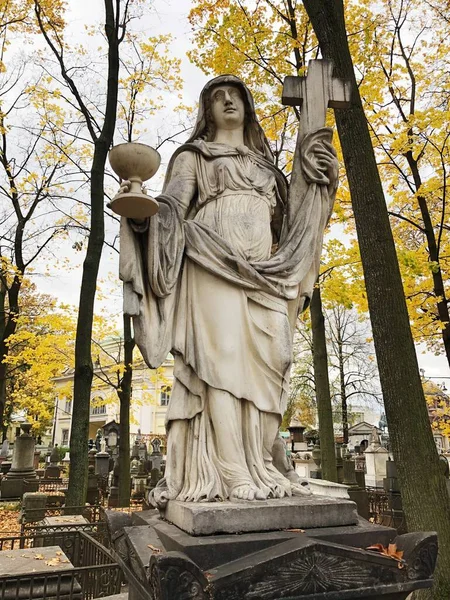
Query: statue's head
187,75,274,161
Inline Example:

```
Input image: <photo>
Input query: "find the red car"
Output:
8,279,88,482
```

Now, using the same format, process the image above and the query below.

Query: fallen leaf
46,558,60,566
34,554,45,560
147,544,162,554
366,542,405,566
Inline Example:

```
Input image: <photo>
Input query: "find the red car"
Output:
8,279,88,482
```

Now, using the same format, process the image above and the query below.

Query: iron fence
0,531,122,599
20,505,103,526
366,486,406,533
37,479,69,494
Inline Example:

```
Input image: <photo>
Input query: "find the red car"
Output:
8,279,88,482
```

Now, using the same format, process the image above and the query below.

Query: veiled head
187,75,274,161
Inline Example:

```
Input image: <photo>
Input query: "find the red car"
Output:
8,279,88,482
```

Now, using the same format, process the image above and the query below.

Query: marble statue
119,74,338,506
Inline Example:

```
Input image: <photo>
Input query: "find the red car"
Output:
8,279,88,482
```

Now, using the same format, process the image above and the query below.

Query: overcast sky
42,0,450,386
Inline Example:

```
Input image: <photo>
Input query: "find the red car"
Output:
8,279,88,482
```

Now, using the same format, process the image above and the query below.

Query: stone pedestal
107,509,437,600
86,465,100,505
1,423,38,498
365,445,389,487
95,451,111,477
33,450,41,469
163,496,358,536
293,455,316,478
44,465,61,479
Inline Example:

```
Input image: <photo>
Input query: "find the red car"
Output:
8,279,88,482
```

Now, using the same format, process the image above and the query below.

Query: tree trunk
302,2,450,597
336,331,348,444
310,285,337,482
118,314,134,507
404,153,450,368
66,0,120,506
0,275,20,440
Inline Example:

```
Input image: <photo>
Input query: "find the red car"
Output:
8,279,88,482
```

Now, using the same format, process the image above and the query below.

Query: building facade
52,353,174,447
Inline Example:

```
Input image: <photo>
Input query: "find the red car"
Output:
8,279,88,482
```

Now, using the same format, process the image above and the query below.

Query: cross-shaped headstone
282,59,351,223
282,59,351,138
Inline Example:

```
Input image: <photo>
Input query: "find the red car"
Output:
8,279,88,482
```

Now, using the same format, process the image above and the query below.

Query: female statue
119,75,338,505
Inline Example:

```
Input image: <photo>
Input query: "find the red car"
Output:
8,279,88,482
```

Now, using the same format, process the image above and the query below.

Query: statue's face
210,84,245,131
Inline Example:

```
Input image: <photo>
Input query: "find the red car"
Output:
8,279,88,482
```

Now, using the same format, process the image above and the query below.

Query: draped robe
119,132,336,501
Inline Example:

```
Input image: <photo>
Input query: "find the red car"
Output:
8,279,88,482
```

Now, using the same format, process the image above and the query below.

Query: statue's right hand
118,180,147,224
119,179,131,194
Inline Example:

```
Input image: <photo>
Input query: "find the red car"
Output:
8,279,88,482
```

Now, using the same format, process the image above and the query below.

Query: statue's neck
213,128,245,147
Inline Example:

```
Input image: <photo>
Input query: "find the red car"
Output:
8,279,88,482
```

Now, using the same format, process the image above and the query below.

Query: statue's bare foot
148,477,178,510
148,486,170,509
230,485,266,501
270,484,287,499
291,481,312,496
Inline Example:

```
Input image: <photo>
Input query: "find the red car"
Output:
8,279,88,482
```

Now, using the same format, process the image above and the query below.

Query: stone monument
365,426,389,488
110,64,437,597
1,423,38,498
0,439,9,462
45,443,61,479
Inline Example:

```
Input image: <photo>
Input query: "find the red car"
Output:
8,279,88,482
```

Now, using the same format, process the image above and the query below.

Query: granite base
105,510,437,600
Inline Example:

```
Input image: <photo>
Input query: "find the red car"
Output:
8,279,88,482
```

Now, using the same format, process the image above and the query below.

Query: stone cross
282,59,351,137
282,60,351,222
151,438,162,455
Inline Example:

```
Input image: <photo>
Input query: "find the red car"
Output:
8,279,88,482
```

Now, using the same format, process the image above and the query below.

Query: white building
52,353,174,447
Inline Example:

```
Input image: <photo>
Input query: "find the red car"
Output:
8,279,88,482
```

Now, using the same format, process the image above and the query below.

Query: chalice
108,142,161,219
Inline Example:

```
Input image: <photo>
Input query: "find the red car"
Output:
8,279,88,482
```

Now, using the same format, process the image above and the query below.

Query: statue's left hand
314,140,339,186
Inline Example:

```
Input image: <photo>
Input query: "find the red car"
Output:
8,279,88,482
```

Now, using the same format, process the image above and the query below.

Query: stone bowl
109,142,161,181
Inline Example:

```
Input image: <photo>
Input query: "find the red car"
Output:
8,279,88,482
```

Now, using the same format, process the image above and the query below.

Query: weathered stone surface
131,509,160,527
163,496,359,536
308,478,350,498
21,492,47,523
119,72,341,508
0,545,81,599
108,509,436,599
150,518,396,572
0,546,70,576
1,423,38,499
43,515,88,526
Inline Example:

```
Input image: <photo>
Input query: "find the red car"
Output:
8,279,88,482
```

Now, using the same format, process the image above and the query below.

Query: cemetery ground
0,425,442,599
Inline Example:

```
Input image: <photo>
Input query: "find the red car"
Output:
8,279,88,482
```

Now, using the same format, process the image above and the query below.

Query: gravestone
21,492,47,523
0,546,81,599
138,441,148,461
45,444,61,479
95,447,111,478
95,428,103,451
88,447,97,469
150,438,162,471
130,457,140,475
86,464,100,505
343,450,370,521
0,439,9,462
1,423,38,498
108,463,120,508
365,427,389,487
131,440,140,460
